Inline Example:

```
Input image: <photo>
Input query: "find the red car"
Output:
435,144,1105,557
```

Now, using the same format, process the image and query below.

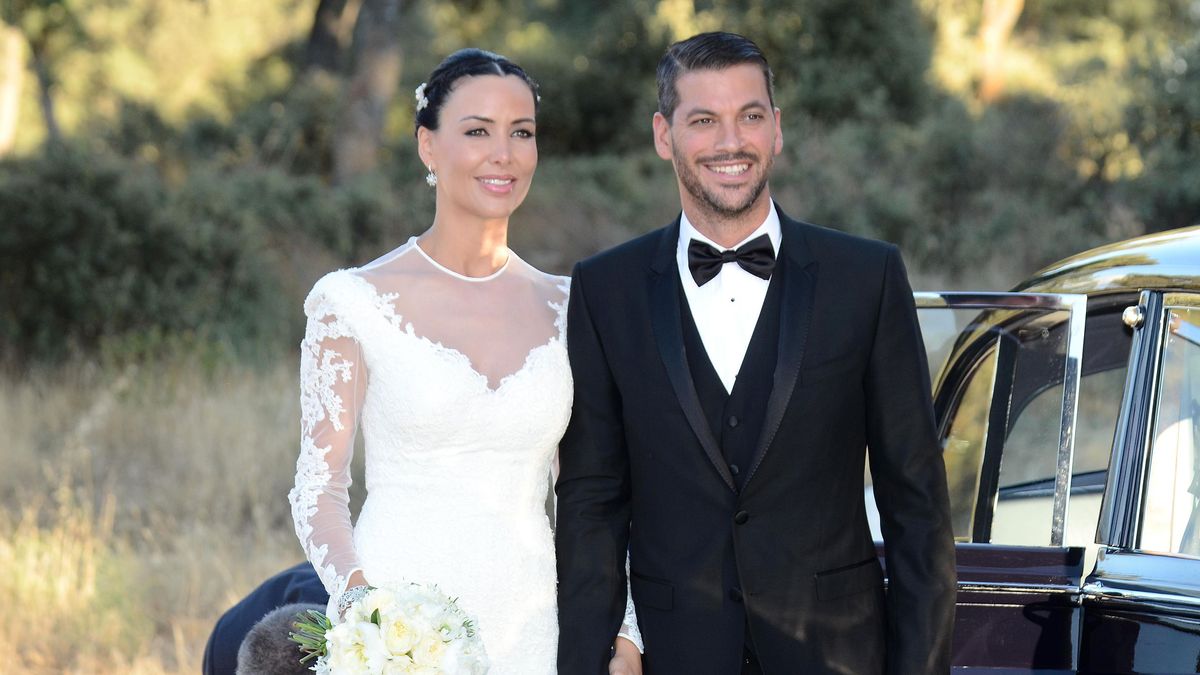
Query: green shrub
0,148,409,365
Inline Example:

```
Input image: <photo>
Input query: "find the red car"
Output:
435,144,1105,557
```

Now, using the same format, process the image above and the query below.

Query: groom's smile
653,62,783,230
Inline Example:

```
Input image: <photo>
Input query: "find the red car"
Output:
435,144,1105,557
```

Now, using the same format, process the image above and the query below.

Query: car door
1081,291,1200,673
868,291,1136,671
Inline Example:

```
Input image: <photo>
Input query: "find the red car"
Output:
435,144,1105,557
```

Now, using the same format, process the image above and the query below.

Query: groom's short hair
657,31,775,123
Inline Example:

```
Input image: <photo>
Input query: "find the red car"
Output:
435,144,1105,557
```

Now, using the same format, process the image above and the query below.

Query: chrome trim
1051,294,1087,547
1081,583,1200,610
914,292,1084,310
958,581,1080,596
1122,305,1144,328
1131,293,1172,548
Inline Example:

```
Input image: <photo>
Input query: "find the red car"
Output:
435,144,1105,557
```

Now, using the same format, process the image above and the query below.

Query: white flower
354,587,398,623
379,612,420,656
410,634,448,667
381,655,414,675
414,83,429,112
325,620,387,674
312,583,487,674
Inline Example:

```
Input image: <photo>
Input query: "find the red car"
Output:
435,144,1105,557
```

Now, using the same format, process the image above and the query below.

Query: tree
0,0,92,146
333,0,404,182
0,22,22,155
303,0,361,75
977,0,1024,103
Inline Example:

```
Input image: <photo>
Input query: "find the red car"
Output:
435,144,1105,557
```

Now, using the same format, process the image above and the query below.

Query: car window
914,304,1130,545
942,345,996,539
990,310,1131,547
1139,304,1200,557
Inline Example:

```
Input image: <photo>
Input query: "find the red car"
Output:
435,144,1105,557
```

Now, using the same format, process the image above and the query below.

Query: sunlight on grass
1,358,307,672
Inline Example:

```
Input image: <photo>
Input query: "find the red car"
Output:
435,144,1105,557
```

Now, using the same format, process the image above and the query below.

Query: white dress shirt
676,204,782,393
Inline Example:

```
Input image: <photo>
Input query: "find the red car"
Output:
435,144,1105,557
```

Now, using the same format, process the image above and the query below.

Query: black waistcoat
679,265,783,491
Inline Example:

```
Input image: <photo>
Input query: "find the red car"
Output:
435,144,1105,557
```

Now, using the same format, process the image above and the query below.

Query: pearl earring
425,166,438,188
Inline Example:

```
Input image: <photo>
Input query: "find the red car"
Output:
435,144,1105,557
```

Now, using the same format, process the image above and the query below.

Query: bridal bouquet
291,584,489,674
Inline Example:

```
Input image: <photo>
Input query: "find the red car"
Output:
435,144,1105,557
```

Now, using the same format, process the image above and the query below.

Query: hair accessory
425,165,438,187
415,82,429,112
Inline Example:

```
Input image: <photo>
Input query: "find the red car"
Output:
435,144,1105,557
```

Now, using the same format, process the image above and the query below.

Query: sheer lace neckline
411,236,512,282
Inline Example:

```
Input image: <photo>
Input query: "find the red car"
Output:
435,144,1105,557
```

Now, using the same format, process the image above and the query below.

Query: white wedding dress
289,238,638,674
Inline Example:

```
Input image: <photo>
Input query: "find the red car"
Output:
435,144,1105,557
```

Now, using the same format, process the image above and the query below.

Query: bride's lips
477,175,518,194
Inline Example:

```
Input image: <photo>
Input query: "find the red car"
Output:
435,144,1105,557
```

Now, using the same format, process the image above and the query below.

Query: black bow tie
687,234,776,286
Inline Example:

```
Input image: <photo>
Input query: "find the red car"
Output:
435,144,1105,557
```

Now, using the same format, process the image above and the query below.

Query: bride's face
419,75,538,223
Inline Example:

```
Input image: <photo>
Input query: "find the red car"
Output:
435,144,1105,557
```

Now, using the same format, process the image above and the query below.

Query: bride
289,49,641,674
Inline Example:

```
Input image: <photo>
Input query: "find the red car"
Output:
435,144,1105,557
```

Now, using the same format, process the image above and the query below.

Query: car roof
1013,225,1200,296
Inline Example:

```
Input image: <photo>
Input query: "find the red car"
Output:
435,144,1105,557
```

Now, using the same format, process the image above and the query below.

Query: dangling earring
425,165,438,188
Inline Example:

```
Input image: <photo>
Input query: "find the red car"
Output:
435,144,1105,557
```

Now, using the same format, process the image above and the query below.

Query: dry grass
0,357,312,673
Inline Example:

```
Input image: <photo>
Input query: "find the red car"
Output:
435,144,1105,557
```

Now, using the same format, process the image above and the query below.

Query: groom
556,32,956,674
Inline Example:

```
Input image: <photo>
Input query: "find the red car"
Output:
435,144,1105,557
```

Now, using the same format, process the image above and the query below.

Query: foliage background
0,0,1198,671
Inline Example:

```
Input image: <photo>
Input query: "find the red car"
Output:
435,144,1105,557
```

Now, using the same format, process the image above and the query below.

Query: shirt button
734,510,750,525
730,588,744,603
728,415,739,428
729,463,740,476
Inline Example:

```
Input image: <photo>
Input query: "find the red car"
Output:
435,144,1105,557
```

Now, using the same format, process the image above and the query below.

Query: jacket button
729,463,740,476
734,510,750,525
728,415,739,428
730,588,744,603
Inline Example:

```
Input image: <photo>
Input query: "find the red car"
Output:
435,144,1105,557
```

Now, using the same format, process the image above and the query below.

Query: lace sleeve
551,449,643,654
289,285,367,617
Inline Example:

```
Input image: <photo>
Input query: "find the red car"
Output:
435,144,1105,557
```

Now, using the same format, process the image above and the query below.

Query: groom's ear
653,112,673,161
774,106,783,156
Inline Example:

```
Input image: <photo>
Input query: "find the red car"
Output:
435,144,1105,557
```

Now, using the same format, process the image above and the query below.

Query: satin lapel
744,212,818,488
648,221,736,492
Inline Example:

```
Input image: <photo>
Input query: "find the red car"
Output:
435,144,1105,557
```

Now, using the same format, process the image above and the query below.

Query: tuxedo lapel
648,220,736,492
744,211,818,488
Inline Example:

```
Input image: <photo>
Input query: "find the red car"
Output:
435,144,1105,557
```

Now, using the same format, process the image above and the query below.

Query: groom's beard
673,147,773,220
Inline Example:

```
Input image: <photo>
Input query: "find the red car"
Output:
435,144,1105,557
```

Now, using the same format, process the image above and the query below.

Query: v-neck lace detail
341,270,568,393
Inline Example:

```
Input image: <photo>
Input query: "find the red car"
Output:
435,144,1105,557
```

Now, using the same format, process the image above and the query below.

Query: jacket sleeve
864,246,957,674
555,262,633,674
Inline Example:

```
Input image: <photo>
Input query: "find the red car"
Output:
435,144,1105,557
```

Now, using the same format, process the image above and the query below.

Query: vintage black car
867,225,1200,672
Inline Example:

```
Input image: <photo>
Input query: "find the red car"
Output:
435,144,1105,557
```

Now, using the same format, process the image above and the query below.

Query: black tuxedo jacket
555,208,956,674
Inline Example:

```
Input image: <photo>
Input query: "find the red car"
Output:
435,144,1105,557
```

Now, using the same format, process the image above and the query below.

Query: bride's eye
465,128,488,136
513,128,535,139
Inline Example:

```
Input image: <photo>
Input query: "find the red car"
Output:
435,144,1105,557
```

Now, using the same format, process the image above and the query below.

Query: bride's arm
551,451,644,660
289,291,368,619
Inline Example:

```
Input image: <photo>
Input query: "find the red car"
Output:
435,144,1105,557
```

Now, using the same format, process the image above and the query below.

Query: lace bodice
289,238,640,670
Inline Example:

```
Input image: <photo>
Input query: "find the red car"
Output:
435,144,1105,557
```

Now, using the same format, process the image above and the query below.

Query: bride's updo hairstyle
414,48,540,134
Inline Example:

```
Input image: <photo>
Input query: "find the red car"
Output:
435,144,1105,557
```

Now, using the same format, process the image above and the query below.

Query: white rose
348,587,397,624
410,635,448,668
381,655,415,675
326,620,387,674
379,613,419,656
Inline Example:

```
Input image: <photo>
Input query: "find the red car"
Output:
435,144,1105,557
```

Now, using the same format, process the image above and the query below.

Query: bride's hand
608,637,642,675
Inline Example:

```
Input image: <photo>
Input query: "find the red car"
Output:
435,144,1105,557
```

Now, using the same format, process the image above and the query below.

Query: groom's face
653,63,782,221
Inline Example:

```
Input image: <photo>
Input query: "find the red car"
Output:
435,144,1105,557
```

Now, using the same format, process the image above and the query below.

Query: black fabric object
678,265,782,493
202,563,329,675
687,233,776,286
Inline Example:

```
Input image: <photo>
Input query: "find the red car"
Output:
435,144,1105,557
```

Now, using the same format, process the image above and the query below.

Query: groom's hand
608,637,642,675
